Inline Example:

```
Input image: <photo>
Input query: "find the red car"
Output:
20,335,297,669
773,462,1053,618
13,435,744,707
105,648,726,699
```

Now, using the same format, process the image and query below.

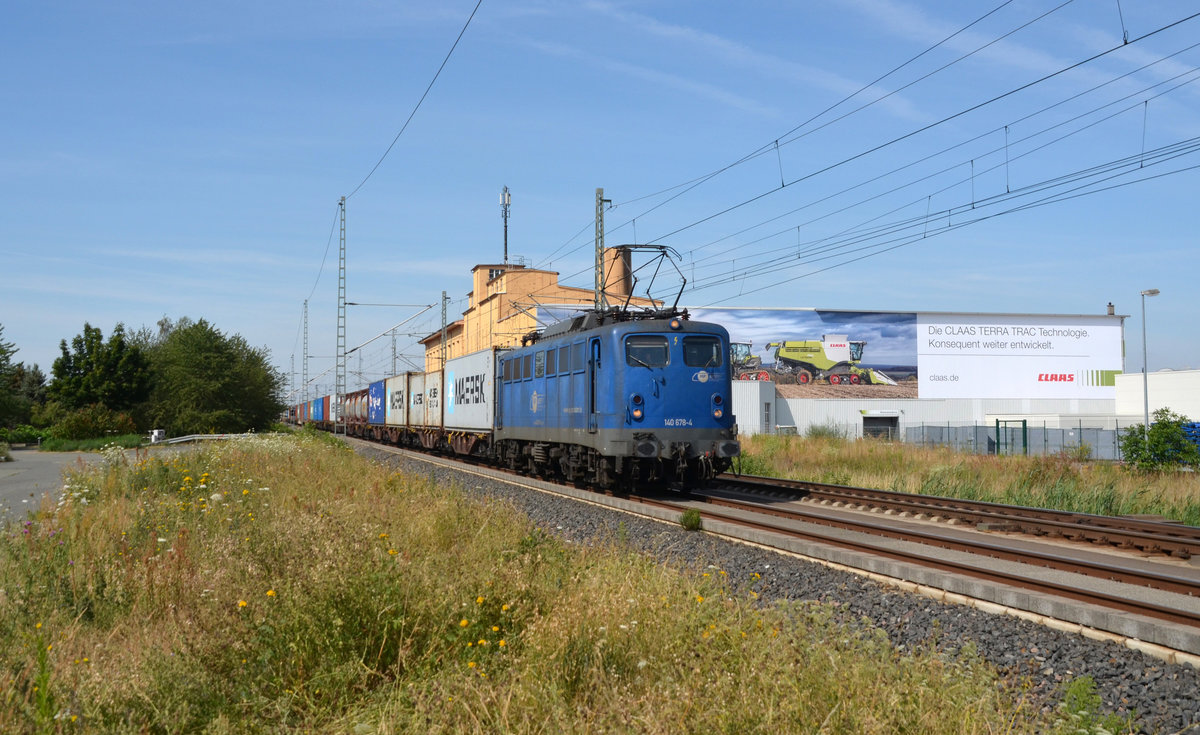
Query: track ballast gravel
363,447,1200,734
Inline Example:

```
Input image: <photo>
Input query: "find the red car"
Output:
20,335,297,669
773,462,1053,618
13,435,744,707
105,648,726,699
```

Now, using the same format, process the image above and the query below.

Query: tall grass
739,434,1200,526
0,435,1090,732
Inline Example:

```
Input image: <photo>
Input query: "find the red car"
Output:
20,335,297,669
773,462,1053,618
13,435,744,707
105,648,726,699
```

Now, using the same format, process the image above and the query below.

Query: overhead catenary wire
681,59,1200,287
647,10,1200,245
345,0,484,200
532,0,1031,271
692,134,1200,304
683,38,1200,270
518,9,1200,313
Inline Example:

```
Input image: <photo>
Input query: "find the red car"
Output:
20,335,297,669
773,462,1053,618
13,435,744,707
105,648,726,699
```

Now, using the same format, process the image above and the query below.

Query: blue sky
3,0,1199,400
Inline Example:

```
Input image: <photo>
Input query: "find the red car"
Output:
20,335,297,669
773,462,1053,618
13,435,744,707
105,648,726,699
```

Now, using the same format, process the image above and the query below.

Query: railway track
346,438,1200,658
716,474,1200,559
633,489,1200,629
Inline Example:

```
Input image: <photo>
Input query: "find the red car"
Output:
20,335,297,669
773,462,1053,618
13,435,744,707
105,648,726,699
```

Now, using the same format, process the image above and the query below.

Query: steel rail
722,474,1200,558
634,494,1200,628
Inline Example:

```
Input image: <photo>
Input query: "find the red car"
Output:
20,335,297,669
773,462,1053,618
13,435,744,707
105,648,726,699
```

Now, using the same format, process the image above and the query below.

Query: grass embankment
739,434,1200,526
0,433,1090,733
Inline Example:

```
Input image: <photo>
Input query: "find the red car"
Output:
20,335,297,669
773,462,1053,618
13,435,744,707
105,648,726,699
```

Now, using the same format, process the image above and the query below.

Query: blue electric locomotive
494,308,740,488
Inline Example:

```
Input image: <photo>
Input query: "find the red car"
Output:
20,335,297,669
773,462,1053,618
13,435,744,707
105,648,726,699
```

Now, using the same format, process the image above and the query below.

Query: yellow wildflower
459,619,468,627
238,600,247,608
267,590,276,597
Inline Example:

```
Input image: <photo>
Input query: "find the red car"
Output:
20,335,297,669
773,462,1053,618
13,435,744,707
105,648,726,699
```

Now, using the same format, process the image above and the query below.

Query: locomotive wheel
796,369,812,384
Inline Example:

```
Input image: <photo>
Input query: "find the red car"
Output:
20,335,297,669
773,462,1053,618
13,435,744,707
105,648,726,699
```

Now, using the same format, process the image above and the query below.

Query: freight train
290,308,741,490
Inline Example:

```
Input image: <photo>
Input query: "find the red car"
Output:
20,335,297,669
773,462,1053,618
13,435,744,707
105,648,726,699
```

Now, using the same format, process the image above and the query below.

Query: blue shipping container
368,381,386,425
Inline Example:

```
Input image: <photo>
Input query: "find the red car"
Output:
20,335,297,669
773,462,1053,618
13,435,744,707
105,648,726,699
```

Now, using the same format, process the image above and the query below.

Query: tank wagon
295,308,741,490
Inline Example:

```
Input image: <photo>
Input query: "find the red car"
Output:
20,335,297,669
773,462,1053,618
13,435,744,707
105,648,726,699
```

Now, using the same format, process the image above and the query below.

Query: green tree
0,324,19,426
1119,407,1200,471
49,323,152,412
146,319,284,435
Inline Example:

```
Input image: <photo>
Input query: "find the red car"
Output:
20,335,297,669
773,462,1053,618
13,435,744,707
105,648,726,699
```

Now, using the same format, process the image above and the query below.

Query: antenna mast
501,186,511,265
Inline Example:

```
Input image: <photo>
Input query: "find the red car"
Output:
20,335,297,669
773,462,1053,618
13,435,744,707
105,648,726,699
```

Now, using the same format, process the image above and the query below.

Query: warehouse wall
1115,369,1200,420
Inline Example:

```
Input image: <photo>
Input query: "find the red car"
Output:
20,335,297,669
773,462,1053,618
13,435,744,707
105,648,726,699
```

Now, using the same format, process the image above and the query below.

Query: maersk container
385,374,411,427
445,348,502,432
422,371,443,428
408,373,427,427
368,380,386,425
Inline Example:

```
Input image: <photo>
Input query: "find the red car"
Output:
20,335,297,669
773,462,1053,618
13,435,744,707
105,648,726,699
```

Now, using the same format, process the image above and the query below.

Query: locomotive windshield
683,336,723,367
626,335,669,367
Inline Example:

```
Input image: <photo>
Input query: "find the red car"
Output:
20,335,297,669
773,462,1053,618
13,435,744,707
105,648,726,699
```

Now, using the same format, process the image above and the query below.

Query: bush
1119,408,1200,471
805,423,847,440
50,404,138,441
0,443,9,462
0,425,47,445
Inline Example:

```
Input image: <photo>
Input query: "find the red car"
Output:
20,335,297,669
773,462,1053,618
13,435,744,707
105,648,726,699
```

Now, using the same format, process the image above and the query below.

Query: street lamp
1140,288,1160,441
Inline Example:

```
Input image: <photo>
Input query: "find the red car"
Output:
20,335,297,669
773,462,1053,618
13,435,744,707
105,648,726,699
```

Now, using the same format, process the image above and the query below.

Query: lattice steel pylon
594,187,610,310
302,299,309,404
336,196,347,435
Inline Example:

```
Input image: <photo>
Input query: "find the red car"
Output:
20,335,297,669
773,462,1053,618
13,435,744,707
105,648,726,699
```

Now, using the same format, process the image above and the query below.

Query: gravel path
362,447,1200,734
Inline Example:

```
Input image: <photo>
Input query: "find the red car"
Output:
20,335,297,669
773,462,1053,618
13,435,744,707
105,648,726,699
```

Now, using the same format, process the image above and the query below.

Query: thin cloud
583,0,925,122
525,39,777,117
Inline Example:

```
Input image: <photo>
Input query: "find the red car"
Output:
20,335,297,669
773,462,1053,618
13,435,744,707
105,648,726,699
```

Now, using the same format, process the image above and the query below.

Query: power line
345,0,484,200
648,10,1200,245
682,54,1200,284
532,0,1031,272
693,135,1200,303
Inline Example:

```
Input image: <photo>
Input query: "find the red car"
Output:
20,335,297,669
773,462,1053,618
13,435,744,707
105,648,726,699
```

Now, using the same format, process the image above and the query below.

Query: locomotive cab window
534,351,545,378
545,348,557,376
683,336,723,367
626,335,669,367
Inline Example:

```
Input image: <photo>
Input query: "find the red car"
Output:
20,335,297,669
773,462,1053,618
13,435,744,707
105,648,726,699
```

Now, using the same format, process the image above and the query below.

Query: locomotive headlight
712,394,723,405
669,318,682,330
630,393,645,421
713,408,723,419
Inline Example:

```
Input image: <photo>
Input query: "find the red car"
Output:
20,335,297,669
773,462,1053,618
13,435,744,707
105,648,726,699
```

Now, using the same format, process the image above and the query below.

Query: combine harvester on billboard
730,335,897,385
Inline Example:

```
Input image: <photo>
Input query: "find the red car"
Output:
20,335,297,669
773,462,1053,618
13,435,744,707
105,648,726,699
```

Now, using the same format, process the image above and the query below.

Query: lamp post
1140,288,1160,441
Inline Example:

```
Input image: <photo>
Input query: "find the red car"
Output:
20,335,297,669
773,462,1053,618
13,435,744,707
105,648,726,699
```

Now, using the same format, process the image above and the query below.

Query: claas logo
1037,373,1075,382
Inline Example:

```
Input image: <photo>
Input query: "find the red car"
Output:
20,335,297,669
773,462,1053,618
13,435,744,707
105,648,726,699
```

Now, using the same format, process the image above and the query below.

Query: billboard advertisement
916,313,1122,399
688,308,1123,400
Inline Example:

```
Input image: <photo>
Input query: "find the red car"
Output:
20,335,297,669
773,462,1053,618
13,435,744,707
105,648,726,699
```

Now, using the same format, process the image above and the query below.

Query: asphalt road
0,447,98,521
